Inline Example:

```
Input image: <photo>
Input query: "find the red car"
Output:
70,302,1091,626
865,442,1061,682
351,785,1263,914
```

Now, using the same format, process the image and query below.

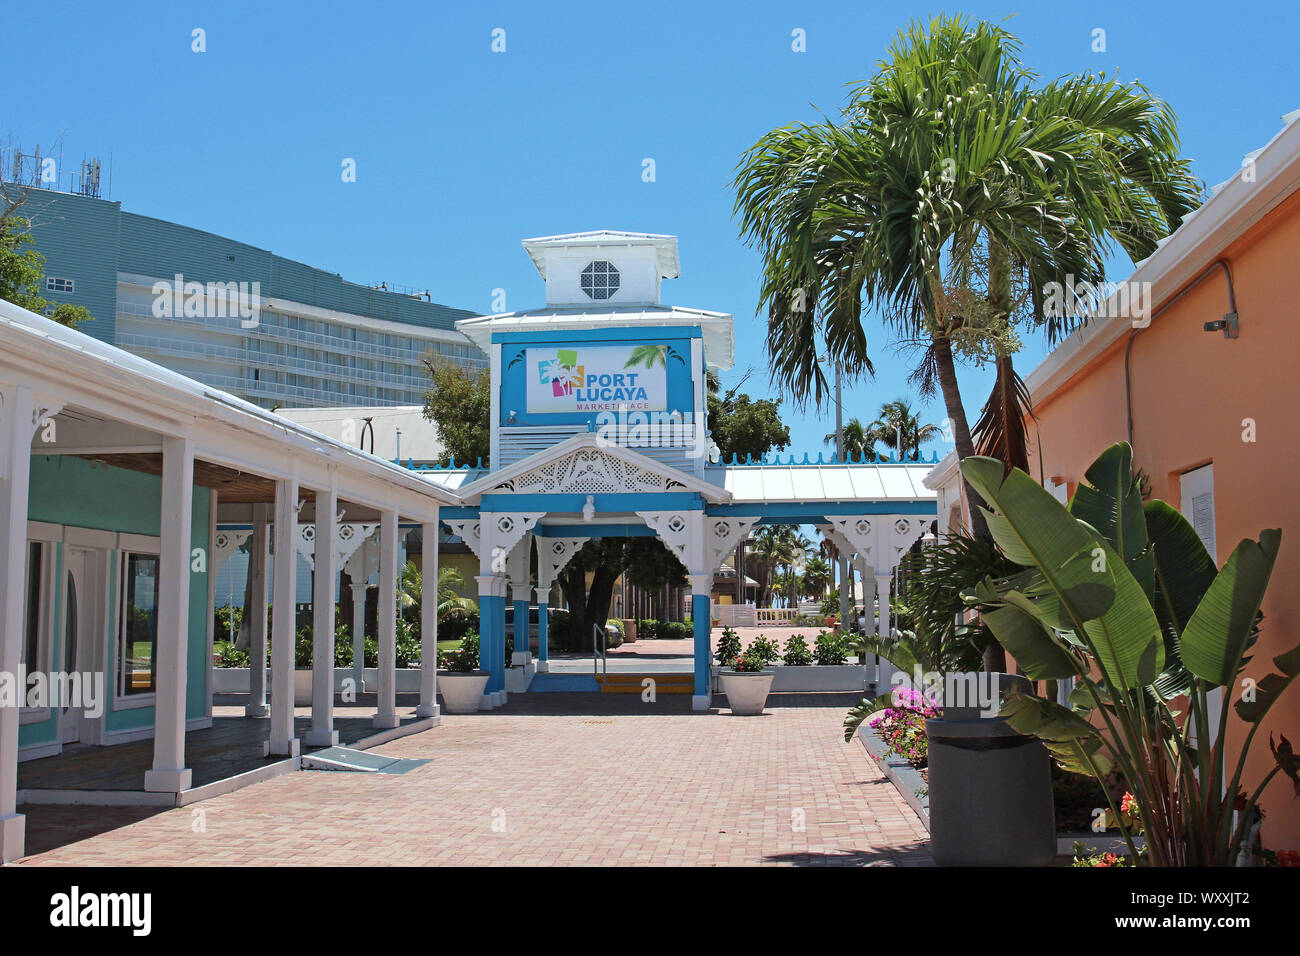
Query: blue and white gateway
425,232,938,711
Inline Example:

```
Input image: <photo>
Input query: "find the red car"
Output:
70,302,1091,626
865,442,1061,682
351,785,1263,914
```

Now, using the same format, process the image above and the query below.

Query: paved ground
16,692,931,866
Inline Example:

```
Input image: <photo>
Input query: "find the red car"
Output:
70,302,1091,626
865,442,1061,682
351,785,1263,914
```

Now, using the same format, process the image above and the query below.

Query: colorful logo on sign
525,345,669,413
537,349,585,398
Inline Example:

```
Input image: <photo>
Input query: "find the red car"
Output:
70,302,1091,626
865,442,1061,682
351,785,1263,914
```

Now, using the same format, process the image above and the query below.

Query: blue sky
8,0,1299,459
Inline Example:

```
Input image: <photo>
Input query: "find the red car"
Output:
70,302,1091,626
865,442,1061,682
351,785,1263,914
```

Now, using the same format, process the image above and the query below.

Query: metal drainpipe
1124,258,1238,450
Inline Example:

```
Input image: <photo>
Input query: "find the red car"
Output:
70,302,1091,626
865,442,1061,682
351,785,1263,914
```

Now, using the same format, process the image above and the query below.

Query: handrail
593,623,607,681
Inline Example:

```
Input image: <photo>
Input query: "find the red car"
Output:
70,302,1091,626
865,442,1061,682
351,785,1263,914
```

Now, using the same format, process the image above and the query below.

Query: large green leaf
981,591,1081,680
1070,442,1150,567
999,692,1109,776
1076,532,1165,690
1181,530,1281,687
1146,500,1218,698
1234,642,1300,724
961,456,1116,624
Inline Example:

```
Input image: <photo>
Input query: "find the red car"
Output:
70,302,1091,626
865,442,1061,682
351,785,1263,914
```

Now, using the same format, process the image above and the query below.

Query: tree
706,370,790,462
863,398,943,460
733,14,1199,541
397,561,479,626
0,203,93,328
558,536,684,651
822,417,869,460
801,554,832,599
421,356,491,466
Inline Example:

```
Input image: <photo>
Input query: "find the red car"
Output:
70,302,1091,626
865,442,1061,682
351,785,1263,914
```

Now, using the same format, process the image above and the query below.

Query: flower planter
439,671,490,713
718,670,775,716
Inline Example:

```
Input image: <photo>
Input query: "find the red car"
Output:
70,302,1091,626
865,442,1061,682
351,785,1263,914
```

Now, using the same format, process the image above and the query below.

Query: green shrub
440,633,480,672
661,621,692,641
396,617,422,668
215,605,243,643
217,642,249,668
439,609,479,642
638,618,660,640
814,630,848,666
747,634,782,665
714,626,741,665
782,634,813,666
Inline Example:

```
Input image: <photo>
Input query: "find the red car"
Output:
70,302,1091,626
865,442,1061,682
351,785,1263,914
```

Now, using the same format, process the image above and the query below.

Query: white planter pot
719,670,776,716
440,671,490,714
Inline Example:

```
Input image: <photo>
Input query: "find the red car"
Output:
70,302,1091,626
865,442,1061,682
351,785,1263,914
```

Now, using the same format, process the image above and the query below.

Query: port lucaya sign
525,344,669,413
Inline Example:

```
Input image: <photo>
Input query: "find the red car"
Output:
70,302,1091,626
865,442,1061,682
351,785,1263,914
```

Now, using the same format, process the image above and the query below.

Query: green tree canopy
421,356,491,466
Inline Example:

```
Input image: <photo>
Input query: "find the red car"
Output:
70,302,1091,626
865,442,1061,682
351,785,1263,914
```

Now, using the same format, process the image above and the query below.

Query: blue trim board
537,523,657,538
707,501,937,520
692,594,711,698
491,326,703,344
479,492,702,511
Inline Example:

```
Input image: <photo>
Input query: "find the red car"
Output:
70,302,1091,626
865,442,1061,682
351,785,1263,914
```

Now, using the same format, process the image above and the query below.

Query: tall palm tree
801,554,833,599
822,417,869,460
863,398,943,460
398,562,479,624
733,14,1199,537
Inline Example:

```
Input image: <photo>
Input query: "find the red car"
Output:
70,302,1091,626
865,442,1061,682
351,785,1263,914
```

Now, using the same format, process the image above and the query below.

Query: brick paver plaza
15,692,931,866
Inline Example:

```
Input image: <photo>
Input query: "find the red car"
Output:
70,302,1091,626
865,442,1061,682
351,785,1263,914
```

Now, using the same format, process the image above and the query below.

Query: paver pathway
17,693,931,866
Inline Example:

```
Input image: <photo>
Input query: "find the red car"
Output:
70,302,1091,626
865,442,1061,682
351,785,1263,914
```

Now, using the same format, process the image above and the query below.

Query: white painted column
246,504,270,717
144,436,195,793
306,486,339,747
267,478,300,757
416,517,440,720
0,385,34,861
350,582,367,691
373,509,400,728
875,573,892,641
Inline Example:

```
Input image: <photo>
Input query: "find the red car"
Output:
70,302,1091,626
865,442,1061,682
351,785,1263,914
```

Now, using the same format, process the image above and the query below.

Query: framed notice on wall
524,344,670,413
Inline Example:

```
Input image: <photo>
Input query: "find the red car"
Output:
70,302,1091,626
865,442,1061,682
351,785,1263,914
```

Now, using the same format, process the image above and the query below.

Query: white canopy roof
454,304,736,370
703,462,936,503
521,231,680,279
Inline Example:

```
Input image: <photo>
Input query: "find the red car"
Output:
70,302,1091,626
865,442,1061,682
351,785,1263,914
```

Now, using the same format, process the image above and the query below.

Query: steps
598,673,694,695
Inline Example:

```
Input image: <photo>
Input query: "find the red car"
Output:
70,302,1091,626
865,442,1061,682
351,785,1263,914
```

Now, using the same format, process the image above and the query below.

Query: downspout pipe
1125,258,1238,449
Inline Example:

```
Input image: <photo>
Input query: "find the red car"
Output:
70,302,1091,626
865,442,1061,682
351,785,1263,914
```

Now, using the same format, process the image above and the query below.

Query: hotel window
119,552,160,697
45,276,75,295
580,260,620,300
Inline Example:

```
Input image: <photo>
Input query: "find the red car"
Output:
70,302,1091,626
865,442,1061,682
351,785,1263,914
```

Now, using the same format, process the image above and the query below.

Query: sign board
525,344,669,413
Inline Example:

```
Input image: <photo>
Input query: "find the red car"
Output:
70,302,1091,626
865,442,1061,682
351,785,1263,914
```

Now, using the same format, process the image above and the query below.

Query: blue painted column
475,575,507,707
536,599,549,669
512,591,530,664
688,573,713,711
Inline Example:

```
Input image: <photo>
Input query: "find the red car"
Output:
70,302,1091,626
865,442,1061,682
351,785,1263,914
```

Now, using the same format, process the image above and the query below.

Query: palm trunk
931,334,991,539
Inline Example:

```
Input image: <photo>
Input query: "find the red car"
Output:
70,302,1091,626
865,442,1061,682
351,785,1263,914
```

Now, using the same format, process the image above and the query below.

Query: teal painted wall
18,456,211,749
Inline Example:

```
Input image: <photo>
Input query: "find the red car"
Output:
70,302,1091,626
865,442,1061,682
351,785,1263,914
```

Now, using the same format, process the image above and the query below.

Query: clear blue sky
8,0,1298,459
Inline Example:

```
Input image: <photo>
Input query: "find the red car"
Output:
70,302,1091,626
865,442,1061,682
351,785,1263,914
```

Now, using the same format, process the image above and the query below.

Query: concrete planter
718,670,775,716
440,671,490,714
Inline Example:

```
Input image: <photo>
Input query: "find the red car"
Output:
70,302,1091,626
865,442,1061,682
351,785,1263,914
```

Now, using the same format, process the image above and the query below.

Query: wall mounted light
1203,312,1239,339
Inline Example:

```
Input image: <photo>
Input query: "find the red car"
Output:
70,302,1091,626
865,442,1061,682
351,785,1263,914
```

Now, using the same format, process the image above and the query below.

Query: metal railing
593,623,607,681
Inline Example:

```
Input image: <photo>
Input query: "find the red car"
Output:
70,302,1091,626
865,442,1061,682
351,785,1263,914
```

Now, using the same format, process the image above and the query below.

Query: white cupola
520,231,680,308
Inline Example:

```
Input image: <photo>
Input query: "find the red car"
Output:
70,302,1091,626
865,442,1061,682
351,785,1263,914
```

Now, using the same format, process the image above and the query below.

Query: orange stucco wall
1026,189,1300,850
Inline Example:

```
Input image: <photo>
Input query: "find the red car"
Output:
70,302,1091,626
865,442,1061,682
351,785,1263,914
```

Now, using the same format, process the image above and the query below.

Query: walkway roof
454,305,735,370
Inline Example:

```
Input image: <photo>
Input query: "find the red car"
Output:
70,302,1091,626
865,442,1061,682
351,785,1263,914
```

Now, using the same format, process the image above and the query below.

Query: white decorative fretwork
213,529,252,573
705,516,760,576
297,522,379,572
823,514,927,574
494,450,690,496
535,537,590,598
638,510,705,573
479,512,543,575
506,534,533,597
442,519,481,559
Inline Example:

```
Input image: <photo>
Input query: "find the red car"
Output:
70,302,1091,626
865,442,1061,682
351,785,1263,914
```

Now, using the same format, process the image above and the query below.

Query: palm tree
398,562,479,624
733,14,1199,537
863,398,943,460
749,523,800,607
801,554,833,599
821,417,870,460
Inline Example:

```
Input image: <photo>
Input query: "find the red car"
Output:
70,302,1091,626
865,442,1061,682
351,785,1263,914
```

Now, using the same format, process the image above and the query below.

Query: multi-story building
9,184,486,409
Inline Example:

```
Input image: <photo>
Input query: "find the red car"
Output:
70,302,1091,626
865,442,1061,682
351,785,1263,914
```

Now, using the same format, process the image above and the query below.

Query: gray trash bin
925,673,1056,866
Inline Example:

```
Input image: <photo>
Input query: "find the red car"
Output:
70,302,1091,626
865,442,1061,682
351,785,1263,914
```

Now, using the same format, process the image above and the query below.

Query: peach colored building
930,110,1300,852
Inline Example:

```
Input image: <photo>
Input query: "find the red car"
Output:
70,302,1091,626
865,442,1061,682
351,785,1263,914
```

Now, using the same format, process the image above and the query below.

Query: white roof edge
923,449,960,491
0,297,461,506
1025,109,1300,405
521,231,681,280
455,432,731,503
